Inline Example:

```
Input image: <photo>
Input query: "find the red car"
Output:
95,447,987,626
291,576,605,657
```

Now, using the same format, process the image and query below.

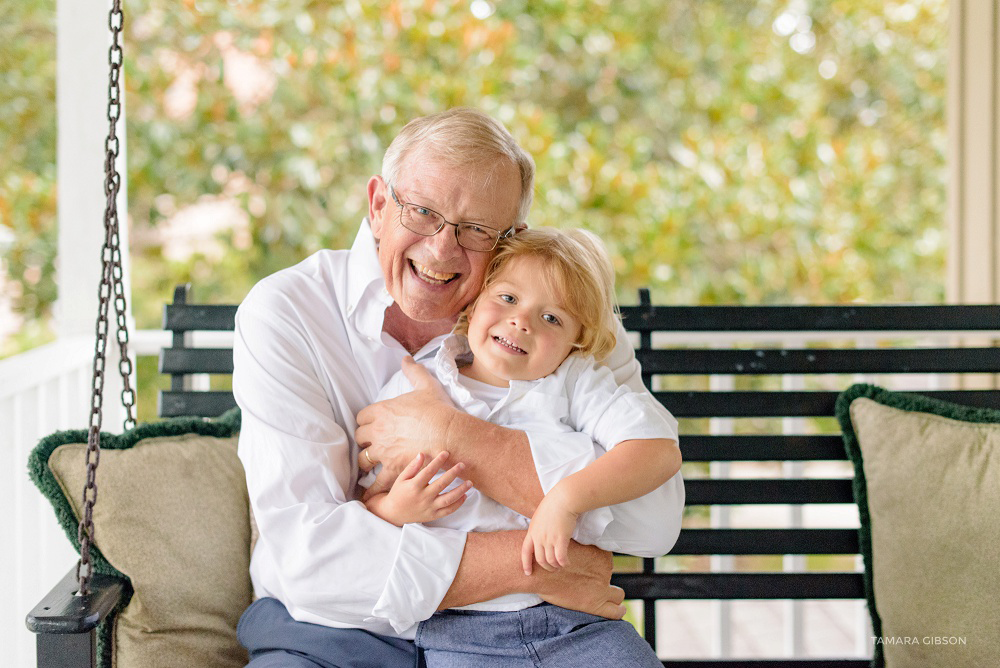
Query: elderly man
233,108,683,667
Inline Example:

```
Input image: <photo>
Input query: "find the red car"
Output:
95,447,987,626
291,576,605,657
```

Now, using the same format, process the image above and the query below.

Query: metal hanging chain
78,0,136,596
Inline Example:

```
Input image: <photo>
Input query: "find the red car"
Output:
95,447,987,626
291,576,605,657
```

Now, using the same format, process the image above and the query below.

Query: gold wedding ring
363,449,374,467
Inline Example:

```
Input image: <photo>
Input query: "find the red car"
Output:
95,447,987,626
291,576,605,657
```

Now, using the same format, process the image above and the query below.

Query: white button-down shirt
366,333,683,612
233,220,682,637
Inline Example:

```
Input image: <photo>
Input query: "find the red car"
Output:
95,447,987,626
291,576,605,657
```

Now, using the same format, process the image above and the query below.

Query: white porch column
947,0,1000,303
56,0,132,425
56,0,131,338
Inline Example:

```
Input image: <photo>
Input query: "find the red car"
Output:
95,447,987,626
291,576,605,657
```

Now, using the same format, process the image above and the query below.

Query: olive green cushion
836,385,1000,668
29,411,251,668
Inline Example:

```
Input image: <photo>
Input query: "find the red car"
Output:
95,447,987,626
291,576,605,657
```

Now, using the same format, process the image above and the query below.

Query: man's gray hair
381,108,535,225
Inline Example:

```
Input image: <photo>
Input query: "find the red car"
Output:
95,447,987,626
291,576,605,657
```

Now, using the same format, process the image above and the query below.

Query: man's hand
356,356,458,497
364,452,473,526
521,486,580,574
533,541,625,620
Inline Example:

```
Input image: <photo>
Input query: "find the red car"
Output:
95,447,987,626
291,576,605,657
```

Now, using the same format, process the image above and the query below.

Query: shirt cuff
370,523,467,633
592,393,679,449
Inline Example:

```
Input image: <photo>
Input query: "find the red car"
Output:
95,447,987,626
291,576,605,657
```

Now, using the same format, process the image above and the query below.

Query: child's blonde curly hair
455,227,619,361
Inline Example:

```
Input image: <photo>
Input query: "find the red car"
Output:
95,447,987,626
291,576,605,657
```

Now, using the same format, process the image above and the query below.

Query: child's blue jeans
415,603,661,668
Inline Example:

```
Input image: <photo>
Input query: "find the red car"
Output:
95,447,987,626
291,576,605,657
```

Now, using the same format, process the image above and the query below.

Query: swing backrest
158,284,1000,665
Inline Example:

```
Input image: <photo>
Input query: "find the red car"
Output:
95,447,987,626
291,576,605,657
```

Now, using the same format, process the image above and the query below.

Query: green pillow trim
27,407,241,668
834,383,1000,668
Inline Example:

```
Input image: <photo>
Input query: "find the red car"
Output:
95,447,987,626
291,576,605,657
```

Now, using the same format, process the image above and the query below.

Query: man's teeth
494,336,525,354
411,260,457,284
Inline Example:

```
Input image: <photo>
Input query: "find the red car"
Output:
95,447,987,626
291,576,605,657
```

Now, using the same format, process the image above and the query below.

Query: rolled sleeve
564,357,678,451
371,523,468,633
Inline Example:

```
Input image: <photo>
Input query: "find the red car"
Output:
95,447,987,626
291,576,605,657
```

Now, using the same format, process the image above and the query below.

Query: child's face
465,256,583,386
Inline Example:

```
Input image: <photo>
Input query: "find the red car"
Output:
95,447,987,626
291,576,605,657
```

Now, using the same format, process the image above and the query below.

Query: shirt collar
347,218,386,308
434,333,541,404
435,334,474,384
434,334,492,408
346,219,453,358
347,218,394,340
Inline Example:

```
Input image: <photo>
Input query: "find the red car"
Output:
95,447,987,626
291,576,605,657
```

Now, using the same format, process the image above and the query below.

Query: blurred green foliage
4,0,947,349
1,0,58,355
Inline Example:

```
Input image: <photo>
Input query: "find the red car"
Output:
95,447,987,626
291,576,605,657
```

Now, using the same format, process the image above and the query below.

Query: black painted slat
612,572,864,600
163,303,238,332
685,479,854,505
160,348,235,374
619,304,1000,332
660,661,870,667
636,347,1000,375
159,391,238,418
659,391,835,417
680,435,847,462
671,529,859,555
169,286,191,393
657,390,1000,417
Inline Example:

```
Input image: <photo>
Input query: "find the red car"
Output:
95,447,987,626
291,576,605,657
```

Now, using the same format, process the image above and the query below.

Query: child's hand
521,487,581,575
364,451,472,527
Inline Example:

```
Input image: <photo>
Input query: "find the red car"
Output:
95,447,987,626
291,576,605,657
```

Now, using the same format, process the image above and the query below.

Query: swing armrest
26,566,129,634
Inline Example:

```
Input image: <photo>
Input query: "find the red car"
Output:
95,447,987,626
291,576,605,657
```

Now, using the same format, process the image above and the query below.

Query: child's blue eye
500,294,515,303
542,314,560,325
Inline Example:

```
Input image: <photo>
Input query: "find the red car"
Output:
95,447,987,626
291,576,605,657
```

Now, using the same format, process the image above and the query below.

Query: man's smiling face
368,149,522,326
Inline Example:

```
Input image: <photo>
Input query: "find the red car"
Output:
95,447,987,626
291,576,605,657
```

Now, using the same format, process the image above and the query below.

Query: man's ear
367,175,389,238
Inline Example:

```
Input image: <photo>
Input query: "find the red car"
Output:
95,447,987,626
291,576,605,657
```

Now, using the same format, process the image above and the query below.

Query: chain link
78,0,134,596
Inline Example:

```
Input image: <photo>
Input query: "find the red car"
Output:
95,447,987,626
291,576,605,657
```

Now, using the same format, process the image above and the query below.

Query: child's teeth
495,336,524,353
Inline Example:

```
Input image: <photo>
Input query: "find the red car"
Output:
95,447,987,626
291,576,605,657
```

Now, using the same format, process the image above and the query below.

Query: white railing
1,328,988,666
0,331,163,668
1,336,99,668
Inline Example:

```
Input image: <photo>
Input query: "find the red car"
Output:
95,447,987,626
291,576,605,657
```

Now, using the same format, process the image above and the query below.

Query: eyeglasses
388,185,514,252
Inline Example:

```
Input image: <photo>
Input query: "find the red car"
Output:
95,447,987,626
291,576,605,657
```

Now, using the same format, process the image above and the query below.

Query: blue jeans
238,597,424,668
415,604,661,668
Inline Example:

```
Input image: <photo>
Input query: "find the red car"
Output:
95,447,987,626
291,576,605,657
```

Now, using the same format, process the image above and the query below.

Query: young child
360,227,682,666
